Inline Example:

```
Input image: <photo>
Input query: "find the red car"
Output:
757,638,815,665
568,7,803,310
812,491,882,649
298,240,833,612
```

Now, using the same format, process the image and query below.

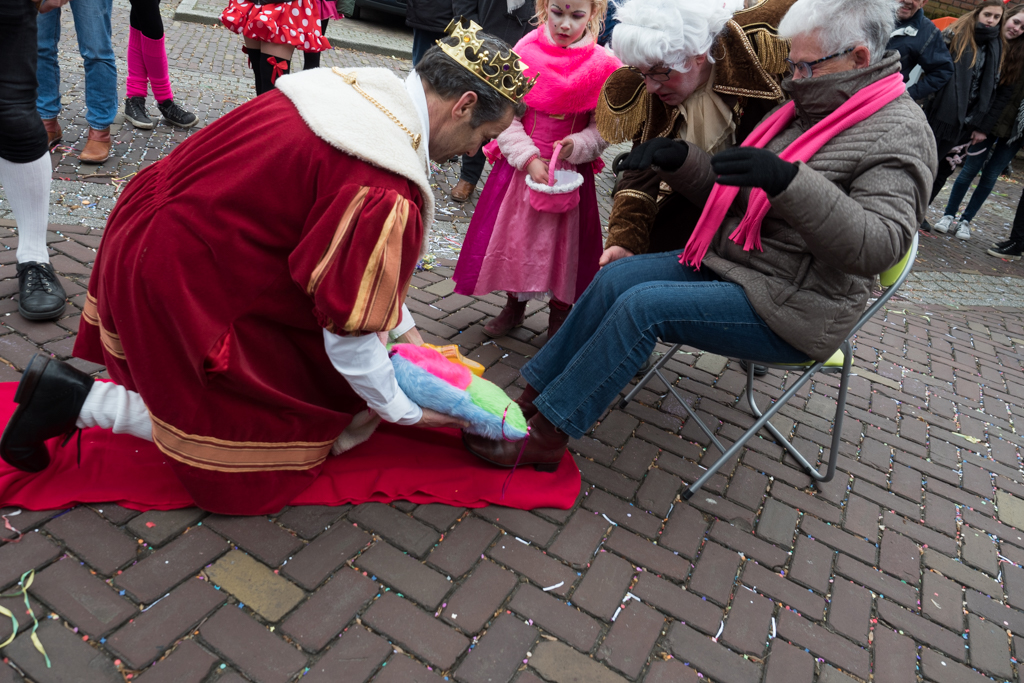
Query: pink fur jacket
495,27,621,170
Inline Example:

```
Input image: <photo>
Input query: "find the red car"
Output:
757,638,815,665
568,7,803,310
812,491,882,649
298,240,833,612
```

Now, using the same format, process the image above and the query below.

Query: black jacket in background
406,0,455,33
887,9,954,101
451,0,533,47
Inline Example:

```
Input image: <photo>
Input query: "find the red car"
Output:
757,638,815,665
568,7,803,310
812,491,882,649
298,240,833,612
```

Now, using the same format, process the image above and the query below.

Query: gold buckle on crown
436,17,537,105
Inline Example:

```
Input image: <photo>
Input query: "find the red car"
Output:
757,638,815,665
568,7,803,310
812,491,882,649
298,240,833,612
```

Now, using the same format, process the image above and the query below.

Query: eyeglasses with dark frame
626,65,674,82
785,48,855,79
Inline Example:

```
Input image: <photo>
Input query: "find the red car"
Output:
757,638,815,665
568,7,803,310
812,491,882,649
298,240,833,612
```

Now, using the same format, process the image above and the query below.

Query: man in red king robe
0,20,528,515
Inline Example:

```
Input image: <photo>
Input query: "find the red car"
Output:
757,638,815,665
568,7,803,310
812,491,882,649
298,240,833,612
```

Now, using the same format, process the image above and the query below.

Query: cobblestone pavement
3,5,1024,683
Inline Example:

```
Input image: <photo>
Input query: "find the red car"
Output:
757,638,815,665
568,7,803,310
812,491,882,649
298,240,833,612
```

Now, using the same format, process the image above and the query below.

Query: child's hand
599,246,634,267
527,158,549,185
557,138,574,160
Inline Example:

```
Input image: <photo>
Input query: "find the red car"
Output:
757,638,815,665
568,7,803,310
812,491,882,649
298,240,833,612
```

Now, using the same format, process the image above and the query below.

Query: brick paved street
2,4,1024,683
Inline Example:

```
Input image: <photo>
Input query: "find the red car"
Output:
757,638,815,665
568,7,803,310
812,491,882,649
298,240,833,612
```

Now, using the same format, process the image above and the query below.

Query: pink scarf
680,72,906,268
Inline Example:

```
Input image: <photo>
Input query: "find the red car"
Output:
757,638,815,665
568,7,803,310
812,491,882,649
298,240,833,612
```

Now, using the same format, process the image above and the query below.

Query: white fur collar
276,68,434,250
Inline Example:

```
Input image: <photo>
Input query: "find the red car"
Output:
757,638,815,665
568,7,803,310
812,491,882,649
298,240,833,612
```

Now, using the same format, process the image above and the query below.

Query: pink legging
126,26,173,101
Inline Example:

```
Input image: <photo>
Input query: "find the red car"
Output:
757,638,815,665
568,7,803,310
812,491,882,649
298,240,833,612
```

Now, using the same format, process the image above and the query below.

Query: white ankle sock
76,381,154,442
0,153,51,264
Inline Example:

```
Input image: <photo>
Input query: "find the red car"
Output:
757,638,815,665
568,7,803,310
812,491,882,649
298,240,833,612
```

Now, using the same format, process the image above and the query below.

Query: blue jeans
944,136,1024,223
36,0,117,130
521,251,810,438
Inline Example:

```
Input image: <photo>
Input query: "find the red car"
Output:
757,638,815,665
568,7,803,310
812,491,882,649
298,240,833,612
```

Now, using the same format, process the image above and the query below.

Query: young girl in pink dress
452,0,620,339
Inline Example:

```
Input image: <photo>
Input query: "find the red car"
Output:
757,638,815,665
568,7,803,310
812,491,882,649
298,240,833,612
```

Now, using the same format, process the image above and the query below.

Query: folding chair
619,233,919,500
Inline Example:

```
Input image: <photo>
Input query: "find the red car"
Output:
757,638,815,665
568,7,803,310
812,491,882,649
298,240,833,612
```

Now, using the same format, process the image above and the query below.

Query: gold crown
436,17,538,104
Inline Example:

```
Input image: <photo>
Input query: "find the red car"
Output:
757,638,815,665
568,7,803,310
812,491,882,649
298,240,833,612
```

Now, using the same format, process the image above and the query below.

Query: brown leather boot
547,300,573,340
42,118,62,149
79,127,111,164
515,384,540,421
450,179,476,203
484,293,527,338
462,410,567,471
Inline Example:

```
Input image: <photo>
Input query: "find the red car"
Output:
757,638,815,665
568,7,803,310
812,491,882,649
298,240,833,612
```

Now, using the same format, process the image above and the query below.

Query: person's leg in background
35,2,64,149
960,136,1023,223
452,148,485,202
935,136,992,233
126,0,197,129
988,184,1024,259
411,29,444,66
304,18,330,69
68,0,118,163
1,3,67,321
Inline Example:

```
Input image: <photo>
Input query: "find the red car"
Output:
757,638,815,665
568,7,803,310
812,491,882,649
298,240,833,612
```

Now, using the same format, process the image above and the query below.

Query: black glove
711,147,798,197
621,138,690,172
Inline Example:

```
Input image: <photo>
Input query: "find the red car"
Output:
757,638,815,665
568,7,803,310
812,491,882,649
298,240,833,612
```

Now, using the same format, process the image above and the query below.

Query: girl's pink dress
452,27,621,304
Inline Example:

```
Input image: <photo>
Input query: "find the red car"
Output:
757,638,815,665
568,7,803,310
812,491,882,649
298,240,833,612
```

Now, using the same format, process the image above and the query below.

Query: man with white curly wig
597,0,796,265
463,0,938,470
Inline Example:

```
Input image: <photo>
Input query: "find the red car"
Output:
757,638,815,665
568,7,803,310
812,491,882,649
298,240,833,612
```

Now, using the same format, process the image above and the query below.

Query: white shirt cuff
388,303,416,341
323,329,422,425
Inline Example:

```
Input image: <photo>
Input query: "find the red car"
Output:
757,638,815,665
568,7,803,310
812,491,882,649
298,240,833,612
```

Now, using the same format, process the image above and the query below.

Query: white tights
75,381,154,442
0,153,52,264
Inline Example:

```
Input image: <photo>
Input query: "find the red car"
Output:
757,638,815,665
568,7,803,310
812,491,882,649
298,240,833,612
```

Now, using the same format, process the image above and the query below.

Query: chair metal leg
618,344,682,409
682,359,824,500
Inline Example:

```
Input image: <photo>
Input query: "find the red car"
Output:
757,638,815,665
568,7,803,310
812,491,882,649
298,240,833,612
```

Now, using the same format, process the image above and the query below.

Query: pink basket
524,143,584,214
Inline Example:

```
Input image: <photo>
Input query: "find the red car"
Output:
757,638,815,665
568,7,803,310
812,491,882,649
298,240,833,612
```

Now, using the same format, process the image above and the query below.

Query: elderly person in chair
462,0,936,468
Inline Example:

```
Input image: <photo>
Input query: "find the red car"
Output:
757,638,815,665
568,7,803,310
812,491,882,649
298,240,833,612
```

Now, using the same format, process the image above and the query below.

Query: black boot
244,47,263,95
17,262,66,321
0,354,93,472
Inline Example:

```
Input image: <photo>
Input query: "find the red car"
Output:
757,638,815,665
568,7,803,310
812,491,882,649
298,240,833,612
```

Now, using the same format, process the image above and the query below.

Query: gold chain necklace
332,68,422,151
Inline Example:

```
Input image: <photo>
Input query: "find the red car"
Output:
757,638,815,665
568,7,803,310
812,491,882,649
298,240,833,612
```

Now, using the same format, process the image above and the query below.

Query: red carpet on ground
0,383,580,512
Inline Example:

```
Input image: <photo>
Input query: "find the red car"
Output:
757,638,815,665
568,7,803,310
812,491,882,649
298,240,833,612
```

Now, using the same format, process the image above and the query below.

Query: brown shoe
483,293,527,338
42,118,62,150
79,127,111,164
547,300,572,340
462,411,567,471
450,179,476,203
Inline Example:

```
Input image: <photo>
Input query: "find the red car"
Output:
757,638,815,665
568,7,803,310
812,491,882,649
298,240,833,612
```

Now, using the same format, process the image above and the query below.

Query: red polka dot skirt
221,0,332,52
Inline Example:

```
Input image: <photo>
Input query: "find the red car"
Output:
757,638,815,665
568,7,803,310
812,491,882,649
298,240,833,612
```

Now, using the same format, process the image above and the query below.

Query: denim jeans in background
36,0,118,130
944,135,1024,223
521,251,810,439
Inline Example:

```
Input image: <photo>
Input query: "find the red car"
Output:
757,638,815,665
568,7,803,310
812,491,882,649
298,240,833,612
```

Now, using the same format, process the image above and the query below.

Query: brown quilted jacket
659,52,937,361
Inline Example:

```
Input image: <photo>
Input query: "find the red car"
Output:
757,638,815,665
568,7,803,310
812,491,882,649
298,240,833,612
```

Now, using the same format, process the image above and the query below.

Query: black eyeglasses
785,48,855,79
627,65,674,82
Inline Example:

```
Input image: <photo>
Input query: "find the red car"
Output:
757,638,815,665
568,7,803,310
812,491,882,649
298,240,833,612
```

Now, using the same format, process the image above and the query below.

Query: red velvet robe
74,90,425,509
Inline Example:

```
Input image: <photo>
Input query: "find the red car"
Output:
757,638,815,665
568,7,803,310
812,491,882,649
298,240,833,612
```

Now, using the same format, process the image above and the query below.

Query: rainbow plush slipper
390,344,526,441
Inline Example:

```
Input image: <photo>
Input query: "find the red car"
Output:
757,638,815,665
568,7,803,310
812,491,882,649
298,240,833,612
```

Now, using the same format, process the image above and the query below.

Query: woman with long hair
924,0,1004,238
935,5,1024,241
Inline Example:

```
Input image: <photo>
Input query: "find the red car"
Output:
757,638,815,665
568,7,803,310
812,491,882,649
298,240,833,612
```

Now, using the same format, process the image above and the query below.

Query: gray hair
777,0,896,64
416,32,528,126
611,0,741,73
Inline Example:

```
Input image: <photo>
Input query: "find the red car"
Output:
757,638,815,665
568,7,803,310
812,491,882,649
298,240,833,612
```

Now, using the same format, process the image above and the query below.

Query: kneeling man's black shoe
0,354,93,472
17,262,67,321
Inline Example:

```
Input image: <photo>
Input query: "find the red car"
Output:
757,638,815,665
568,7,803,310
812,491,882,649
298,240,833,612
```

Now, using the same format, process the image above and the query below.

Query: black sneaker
991,239,1016,251
987,241,1023,260
157,99,198,128
124,96,154,130
920,220,932,233
17,262,66,321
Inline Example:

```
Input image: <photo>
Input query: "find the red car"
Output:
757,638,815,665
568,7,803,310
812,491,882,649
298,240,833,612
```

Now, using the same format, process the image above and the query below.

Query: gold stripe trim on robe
151,414,335,472
83,292,127,360
343,195,410,333
307,186,371,296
